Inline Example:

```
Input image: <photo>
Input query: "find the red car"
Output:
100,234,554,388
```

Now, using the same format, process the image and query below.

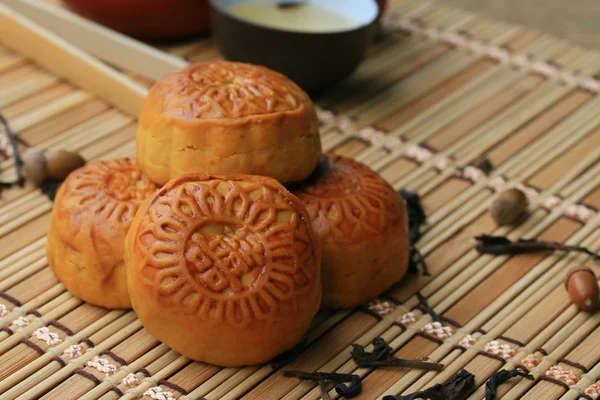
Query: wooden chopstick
1,0,186,81
0,3,147,117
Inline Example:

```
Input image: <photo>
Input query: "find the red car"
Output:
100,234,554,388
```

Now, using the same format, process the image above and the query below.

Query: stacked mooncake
46,61,409,366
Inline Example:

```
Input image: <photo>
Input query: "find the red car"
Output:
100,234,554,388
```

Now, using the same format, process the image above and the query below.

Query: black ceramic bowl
209,0,379,93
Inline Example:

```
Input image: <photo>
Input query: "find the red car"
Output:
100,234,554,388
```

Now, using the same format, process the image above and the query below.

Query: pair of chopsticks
0,0,187,116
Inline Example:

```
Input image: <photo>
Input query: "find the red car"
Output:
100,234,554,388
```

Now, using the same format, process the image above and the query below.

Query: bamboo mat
2,0,600,398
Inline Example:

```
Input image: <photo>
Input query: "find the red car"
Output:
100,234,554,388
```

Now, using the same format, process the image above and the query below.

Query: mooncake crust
292,153,410,309
125,173,322,366
137,61,322,185
46,158,157,309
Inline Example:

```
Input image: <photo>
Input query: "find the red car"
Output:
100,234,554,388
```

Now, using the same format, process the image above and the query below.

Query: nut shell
46,149,86,180
23,150,47,187
565,266,599,311
489,188,528,225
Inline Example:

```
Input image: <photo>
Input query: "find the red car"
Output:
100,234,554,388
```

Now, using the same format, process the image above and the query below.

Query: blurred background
47,0,600,49
441,0,600,48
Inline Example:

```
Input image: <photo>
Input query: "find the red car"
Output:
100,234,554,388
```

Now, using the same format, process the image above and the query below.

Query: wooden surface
1,0,600,399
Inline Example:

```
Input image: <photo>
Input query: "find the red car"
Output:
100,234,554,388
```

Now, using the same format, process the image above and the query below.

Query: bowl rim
209,0,379,35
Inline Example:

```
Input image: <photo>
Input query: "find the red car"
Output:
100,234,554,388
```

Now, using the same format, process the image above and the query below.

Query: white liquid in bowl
227,2,362,33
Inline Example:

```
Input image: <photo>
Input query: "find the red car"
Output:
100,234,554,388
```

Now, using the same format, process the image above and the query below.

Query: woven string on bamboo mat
2,0,600,399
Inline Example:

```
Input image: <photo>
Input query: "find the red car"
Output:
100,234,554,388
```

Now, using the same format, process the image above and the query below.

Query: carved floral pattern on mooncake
162,62,307,119
60,158,157,224
133,179,318,327
293,155,403,243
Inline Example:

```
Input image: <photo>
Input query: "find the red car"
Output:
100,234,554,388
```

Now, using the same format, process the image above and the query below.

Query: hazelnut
22,150,47,187
45,149,85,180
489,188,528,225
565,266,599,311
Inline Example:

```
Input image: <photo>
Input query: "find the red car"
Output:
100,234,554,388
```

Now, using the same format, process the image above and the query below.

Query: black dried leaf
277,0,306,9
383,369,475,400
399,189,426,244
351,337,392,364
283,371,362,399
473,155,493,175
408,246,429,275
485,367,533,399
40,179,61,201
400,189,429,275
351,337,443,371
475,235,600,260
476,235,512,246
416,291,443,323
334,375,362,398
0,114,25,194
357,359,443,370
270,337,307,369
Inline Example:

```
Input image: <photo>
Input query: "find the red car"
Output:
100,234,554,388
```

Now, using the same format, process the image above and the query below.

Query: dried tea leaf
399,189,426,244
283,371,362,399
475,235,600,260
351,337,443,370
0,114,24,193
383,369,475,400
485,367,533,399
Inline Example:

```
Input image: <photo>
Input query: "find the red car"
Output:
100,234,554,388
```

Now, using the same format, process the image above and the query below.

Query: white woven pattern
398,312,417,326
565,204,596,222
86,356,117,375
31,327,62,346
144,387,175,400
63,344,83,359
406,145,433,163
122,373,139,388
584,383,600,399
483,340,514,359
458,166,487,183
422,322,453,340
521,354,539,369
487,176,508,193
366,299,396,317
11,316,30,329
545,365,579,385
356,127,385,146
458,335,476,349
543,195,562,209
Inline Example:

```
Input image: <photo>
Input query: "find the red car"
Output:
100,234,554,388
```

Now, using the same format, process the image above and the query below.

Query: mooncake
291,153,410,309
46,158,157,309
125,173,321,366
136,61,322,185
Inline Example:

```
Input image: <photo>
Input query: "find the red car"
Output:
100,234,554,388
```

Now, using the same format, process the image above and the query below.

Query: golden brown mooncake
291,153,410,309
125,173,322,366
46,158,157,309
136,61,322,186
